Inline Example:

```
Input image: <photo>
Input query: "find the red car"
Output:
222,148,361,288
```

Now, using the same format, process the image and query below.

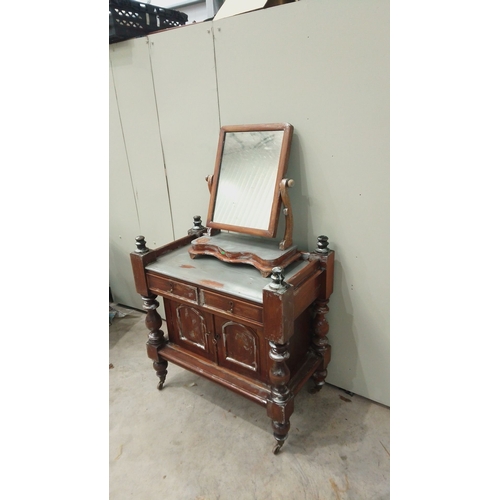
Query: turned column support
306,233,333,393
309,299,332,393
269,341,291,403
263,266,295,454
267,340,294,454
142,294,168,390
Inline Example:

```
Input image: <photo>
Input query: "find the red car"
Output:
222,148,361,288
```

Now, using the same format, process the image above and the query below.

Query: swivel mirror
189,123,299,276
208,123,292,237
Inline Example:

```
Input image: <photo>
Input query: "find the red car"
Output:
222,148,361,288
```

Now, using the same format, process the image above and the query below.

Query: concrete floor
109,306,390,500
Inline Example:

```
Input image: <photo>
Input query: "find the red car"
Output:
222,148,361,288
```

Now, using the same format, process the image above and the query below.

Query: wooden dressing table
130,123,334,453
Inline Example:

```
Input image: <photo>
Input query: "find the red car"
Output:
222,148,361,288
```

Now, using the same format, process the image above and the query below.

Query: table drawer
201,289,262,324
148,274,198,304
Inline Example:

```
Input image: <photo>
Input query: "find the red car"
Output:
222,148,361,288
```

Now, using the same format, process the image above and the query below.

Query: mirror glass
213,130,284,230
207,124,293,238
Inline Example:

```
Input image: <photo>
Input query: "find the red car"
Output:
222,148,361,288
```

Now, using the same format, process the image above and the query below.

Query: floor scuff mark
329,475,349,500
380,441,390,457
114,445,123,461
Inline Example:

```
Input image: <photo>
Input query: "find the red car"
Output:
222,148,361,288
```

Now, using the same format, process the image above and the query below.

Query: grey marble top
145,244,309,304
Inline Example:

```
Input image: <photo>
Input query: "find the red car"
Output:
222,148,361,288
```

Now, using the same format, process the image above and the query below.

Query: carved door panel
166,300,216,361
214,317,264,380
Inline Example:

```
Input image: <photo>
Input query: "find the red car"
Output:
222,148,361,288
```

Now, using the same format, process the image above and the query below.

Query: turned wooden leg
142,294,168,390
271,420,290,454
267,341,294,454
152,360,168,391
309,299,332,394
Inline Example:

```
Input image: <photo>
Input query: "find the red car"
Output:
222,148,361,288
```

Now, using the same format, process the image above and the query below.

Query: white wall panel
109,38,175,248
148,24,220,238
213,0,389,405
110,37,175,318
109,64,143,309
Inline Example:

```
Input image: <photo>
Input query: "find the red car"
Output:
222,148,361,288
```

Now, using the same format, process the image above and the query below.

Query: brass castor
272,443,282,455
157,377,166,390
272,439,286,454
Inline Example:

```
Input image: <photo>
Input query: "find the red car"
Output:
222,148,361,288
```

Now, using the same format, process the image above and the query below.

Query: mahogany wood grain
159,343,271,406
310,299,332,393
194,301,263,330
165,299,216,362
278,178,294,250
142,294,168,390
286,309,314,378
130,253,151,296
131,234,199,296
262,285,295,344
189,236,301,277
201,289,263,324
214,316,266,381
285,257,320,288
148,274,199,304
153,233,199,258
322,251,335,299
289,351,323,395
292,269,323,319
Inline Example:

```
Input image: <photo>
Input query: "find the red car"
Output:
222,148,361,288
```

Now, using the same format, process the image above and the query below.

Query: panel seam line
110,56,141,228
147,36,177,240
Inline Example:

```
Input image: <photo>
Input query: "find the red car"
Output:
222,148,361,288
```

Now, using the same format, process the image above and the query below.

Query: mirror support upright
279,178,294,250
205,174,214,194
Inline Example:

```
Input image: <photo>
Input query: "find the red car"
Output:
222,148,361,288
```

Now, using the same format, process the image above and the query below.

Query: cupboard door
214,317,265,381
166,300,215,362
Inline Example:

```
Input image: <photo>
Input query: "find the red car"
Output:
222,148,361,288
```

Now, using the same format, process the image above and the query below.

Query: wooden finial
270,267,285,289
135,235,149,254
188,215,206,235
315,235,329,254
193,215,203,230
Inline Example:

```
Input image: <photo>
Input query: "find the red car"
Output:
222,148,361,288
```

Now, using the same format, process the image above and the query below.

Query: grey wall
109,0,389,405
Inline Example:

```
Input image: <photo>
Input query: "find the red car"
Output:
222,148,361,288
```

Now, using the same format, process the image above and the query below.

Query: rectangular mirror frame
206,123,294,239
